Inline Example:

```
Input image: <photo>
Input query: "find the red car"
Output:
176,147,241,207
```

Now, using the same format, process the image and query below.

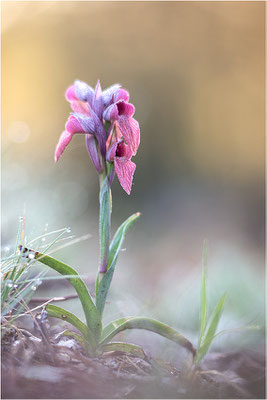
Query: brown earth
1,318,265,399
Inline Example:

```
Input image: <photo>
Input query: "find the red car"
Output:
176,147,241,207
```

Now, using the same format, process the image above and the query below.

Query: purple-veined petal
114,88,130,102
74,80,94,103
70,113,95,134
106,139,131,162
65,115,84,134
118,116,140,156
106,121,115,140
85,134,102,173
117,101,135,117
69,100,91,115
114,157,136,195
106,123,123,150
65,85,77,101
102,84,121,106
105,121,115,150
54,130,73,162
108,166,116,186
103,103,119,121
106,141,119,162
114,123,123,142
92,113,106,156
92,80,104,118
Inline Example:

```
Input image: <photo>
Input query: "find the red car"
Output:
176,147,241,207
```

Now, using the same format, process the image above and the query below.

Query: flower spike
55,79,140,193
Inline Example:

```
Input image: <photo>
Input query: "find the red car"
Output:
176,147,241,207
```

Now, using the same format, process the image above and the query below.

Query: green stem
98,172,112,278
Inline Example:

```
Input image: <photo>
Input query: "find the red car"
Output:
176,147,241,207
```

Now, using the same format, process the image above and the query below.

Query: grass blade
46,304,96,352
100,317,196,356
31,251,102,340
199,240,208,348
195,293,226,364
99,341,146,358
96,213,141,316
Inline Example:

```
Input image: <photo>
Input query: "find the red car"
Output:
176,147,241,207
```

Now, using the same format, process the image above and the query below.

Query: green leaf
211,324,262,340
46,304,96,352
100,317,196,356
99,176,111,273
96,213,141,316
99,341,146,359
199,240,208,348
194,293,226,364
2,282,36,316
58,329,89,351
34,252,102,340
107,212,141,272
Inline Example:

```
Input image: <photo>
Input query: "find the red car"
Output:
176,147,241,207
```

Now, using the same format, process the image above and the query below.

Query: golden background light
2,2,264,338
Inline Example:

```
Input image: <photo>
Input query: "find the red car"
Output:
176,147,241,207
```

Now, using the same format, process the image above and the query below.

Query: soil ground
1,317,265,399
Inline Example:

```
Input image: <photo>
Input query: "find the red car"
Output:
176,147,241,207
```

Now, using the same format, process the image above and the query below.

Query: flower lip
106,137,136,195
106,139,123,162
117,101,135,117
116,141,127,157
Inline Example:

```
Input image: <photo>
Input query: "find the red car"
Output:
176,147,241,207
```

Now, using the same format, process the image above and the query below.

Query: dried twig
17,294,78,318
29,294,79,303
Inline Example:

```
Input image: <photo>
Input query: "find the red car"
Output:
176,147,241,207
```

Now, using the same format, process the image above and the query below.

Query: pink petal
65,115,84,134
70,100,91,115
114,123,123,142
114,157,136,195
54,130,73,162
106,141,118,162
115,89,130,102
74,80,94,103
116,141,132,159
118,116,140,156
106,122,122,151
66,114,95,135
103,103,119,121
85,134,102,173
75,114,95,134
92,80,104,118
105,122,116,150
117,101,135,117
92,113,106,156
65,85,77,101
102,84,121,105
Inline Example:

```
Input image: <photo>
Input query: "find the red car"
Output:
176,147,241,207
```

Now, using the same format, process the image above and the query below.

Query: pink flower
103,99,140,157
55,80,108,164
106,140,136,195
54,113,105,170
55,80,140,194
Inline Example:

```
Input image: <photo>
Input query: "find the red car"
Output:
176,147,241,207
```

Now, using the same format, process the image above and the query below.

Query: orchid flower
106,139,136,195
55,80,120,165
55,79,140,195
103,98,140,156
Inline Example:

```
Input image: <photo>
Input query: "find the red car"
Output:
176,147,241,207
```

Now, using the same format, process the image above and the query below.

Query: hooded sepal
86,134,102,173
54,130,73,162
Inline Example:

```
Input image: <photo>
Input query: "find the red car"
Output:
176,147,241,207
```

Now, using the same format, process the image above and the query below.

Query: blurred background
2,2,265,356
